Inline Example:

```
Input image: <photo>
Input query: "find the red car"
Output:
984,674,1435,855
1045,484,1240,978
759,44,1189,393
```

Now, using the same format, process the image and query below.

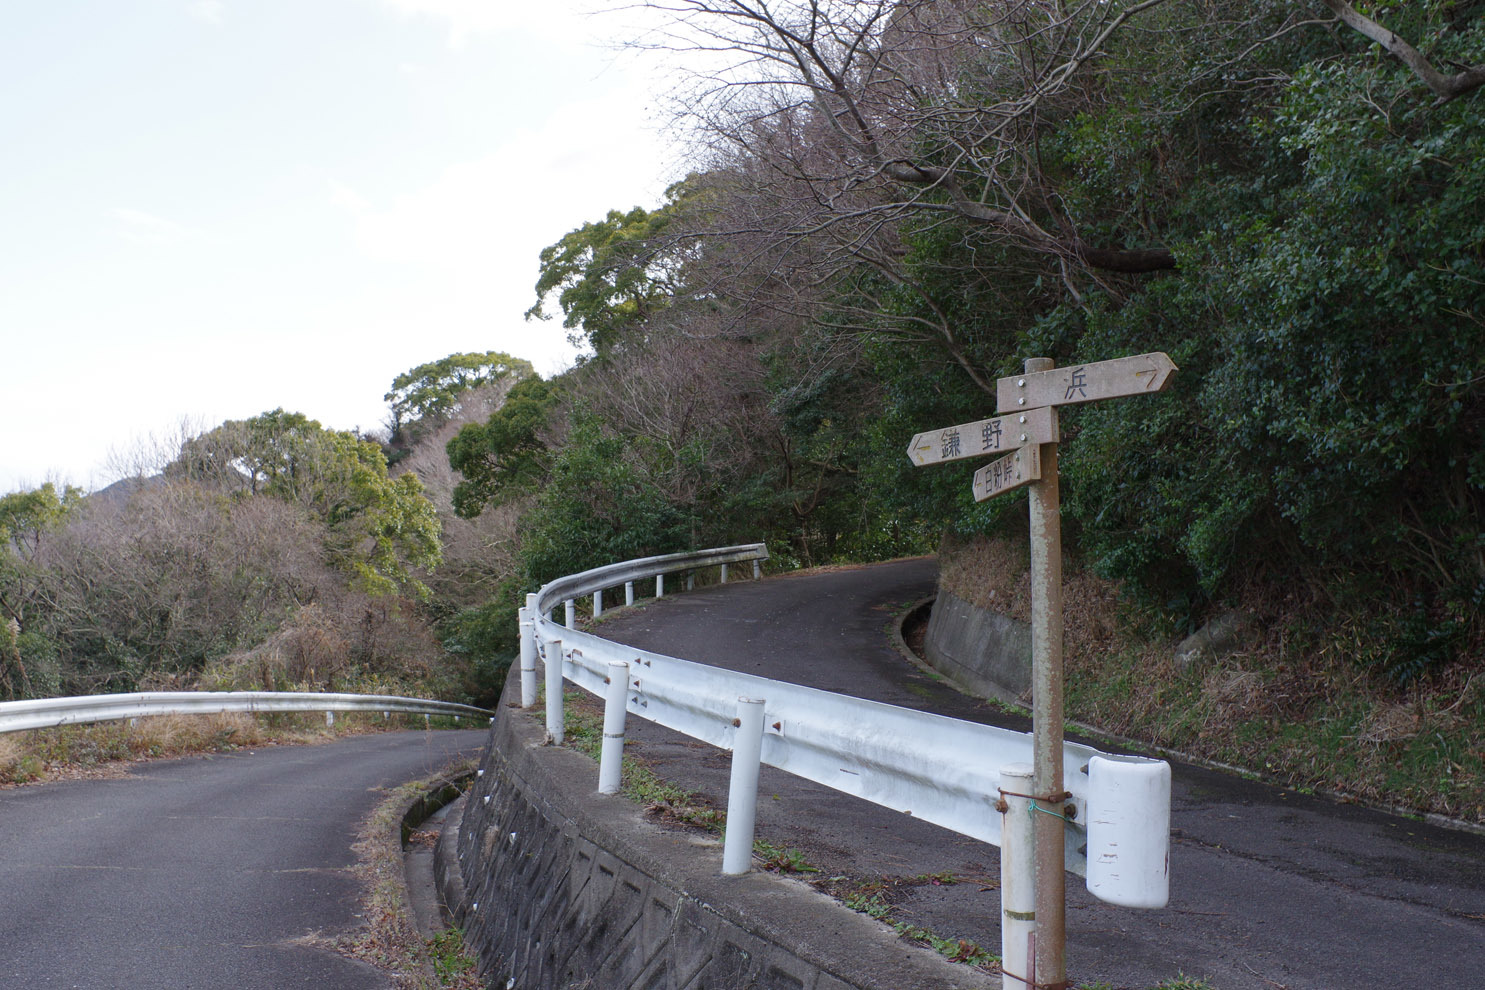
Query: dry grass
335,765,482,989
0,711,427,788
935,535,1485,822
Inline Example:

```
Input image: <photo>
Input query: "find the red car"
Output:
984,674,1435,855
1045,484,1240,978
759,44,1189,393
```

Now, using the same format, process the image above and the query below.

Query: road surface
594,558,1485,990
0,728,486,989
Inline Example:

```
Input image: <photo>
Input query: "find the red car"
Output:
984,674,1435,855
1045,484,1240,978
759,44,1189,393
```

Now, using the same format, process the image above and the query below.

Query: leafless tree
396,382,527,610
635,0,1184,277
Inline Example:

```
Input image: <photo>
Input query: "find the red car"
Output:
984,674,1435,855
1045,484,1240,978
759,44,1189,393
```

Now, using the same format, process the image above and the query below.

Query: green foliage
518,414,691,584
446,376,561,517
384,351,534,452
434,578,524,706
1049,40,1485,668
0,482,82,552
840,4,1485,677
425,928,480,986
751,839,819,874
171,410,442,597
526,178,708,356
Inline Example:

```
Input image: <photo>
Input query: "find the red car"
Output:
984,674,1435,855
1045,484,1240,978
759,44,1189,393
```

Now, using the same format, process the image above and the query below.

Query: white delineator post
519,598,538,708
1024,356,1068,990
721,696,767,875
544,638,565,745
1000,763,1037,990
598,660,629,794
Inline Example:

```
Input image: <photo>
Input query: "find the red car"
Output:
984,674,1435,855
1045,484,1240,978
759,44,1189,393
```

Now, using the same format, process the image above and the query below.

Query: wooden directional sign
996,351,1177,414
904,351,1178,988
972,444,1040,502
905,406,1057,467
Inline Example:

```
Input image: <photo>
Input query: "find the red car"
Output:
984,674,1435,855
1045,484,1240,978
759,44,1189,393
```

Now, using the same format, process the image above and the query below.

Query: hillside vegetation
1,2,1480,814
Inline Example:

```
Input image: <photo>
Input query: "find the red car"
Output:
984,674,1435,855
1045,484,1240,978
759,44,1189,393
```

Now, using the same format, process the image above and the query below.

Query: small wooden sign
996,352,1177,414
905,406,1057,467
972,445,1040,502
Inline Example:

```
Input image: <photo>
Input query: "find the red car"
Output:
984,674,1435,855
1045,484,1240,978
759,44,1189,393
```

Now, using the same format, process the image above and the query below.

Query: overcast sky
1,0,680,494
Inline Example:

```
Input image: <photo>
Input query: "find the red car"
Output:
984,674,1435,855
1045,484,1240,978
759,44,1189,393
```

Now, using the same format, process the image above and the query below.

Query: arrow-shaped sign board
906,406,1057,467
996,352,1177,414
972,444,1040,502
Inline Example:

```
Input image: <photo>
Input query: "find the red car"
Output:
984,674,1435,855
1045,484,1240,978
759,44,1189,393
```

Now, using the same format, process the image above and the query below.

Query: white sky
0,0,683,494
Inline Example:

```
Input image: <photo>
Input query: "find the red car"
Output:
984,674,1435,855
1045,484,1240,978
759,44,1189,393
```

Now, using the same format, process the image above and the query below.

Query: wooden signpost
908,352,1177,990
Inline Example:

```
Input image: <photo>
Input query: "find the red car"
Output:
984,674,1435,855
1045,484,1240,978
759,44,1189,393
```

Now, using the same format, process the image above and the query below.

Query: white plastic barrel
1084,753,1171,908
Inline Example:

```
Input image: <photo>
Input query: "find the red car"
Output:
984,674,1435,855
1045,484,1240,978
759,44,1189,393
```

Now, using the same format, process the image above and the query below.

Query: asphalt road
594,558,1485,990
0,729,486,990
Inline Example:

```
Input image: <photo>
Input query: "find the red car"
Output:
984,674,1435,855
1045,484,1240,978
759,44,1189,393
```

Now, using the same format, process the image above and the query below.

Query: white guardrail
0,691,492,735
519,544,1171,915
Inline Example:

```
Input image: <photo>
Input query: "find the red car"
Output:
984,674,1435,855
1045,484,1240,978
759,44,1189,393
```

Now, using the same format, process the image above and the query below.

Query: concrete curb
392,768,475,939
434,792,470,923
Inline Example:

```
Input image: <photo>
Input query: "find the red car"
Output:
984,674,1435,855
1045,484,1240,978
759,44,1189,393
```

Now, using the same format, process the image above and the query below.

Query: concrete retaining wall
922,589,1032,703
448,676,989,990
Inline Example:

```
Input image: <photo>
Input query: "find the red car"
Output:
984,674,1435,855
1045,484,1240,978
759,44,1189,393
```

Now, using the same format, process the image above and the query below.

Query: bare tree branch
1318,0,1485,102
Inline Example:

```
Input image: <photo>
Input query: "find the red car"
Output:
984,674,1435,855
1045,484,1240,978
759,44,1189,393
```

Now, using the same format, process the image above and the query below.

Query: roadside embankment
446,674,989,990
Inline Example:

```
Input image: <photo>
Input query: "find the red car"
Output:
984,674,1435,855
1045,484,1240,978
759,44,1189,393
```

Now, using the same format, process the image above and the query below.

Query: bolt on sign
907,351,1177,990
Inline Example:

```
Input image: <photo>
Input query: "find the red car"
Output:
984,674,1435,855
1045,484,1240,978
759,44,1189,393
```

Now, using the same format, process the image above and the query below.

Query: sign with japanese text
905,406,1057,467
972,445,1040,502
995,352,1177,414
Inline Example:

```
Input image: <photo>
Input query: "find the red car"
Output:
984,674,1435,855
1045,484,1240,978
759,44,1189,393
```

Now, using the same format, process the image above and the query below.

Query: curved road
595,558,1485,990
0,729,485,989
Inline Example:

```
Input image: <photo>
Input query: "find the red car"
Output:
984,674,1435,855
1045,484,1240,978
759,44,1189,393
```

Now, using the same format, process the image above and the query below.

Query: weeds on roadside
752,838,819,874
556,691,724,831
343,764,482,989
426,928,480,985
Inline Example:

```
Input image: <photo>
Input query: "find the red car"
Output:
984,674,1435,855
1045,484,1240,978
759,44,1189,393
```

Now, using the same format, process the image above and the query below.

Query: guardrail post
722,696,766,875
564,599,576,628
326,711,334,728
999,763,1036,990
598,660,629,794
753,559,761,580
720,563,729,583
544,639,565,745
656,574,665,597
686,571,695,591
625,580,635,606
519,604,538,708
593,589,604,618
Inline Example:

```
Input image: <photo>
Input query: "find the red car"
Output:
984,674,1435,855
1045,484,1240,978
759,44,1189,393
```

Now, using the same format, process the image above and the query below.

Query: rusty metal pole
1024,356,1066,989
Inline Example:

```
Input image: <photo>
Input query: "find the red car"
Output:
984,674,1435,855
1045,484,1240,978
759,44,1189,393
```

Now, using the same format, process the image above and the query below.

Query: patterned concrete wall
447,678,990,990
922,588,1031,703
